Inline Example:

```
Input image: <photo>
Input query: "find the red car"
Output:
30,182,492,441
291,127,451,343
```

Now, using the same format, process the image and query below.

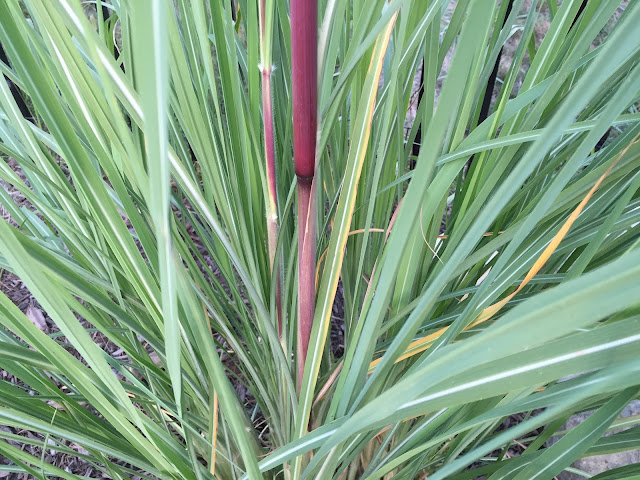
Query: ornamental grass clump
0,0,640,479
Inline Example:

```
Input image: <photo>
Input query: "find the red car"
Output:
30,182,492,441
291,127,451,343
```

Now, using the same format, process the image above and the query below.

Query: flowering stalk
291,0,317,387
258,0,282,335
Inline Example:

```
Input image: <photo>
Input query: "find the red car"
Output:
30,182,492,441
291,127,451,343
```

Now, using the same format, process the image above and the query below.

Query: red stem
291,0,317,180
296,179,316,386
262,67,283,335
291,0,317,387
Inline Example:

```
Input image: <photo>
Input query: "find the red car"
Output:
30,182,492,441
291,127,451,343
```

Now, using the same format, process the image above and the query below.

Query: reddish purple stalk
291,0,317,387
262,67,283,336
259,0,282,336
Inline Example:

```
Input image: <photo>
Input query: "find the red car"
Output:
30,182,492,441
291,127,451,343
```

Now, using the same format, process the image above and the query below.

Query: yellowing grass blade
370,131,640,372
